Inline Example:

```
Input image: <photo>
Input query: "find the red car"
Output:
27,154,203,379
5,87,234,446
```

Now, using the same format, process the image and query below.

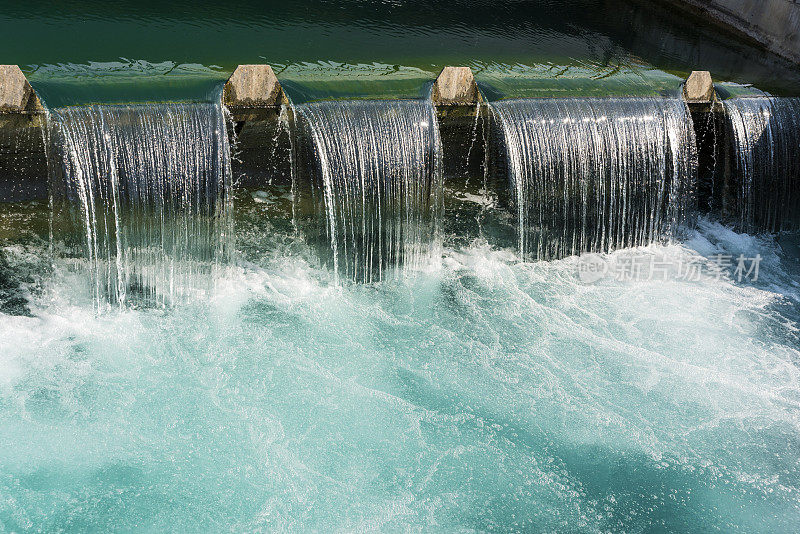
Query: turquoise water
2,1,800,530
1,213,799,531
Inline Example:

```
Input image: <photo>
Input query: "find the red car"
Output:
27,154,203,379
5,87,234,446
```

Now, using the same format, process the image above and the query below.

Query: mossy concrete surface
661,0,800,65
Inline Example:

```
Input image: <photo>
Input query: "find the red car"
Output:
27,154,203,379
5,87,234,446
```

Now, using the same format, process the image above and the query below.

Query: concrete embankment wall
662,0,800,64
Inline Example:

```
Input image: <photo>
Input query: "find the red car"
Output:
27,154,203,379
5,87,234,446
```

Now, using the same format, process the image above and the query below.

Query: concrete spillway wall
662,0,800,65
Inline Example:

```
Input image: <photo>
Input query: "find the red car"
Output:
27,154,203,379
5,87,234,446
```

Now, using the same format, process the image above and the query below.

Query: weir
48,103,233,307
295,100,442,283
5,8,800,529
490,98,697,259
1,64,799,293
682,72,724,216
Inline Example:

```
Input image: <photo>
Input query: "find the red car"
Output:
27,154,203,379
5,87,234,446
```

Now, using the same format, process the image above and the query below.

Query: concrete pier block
223,65,288,109
223,66,293,190
682,71,726,215
0,65,43,114
431,67,481,106
430,67,487,209
683,71,715,104
0,66,47,202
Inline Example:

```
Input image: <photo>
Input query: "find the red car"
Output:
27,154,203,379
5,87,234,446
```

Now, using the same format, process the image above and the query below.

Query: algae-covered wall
663,0,800,64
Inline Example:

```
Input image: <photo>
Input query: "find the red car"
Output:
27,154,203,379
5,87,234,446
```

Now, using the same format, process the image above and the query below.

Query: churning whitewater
1,219,799,531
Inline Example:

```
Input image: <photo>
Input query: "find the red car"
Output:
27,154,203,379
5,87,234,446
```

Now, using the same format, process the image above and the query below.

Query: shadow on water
0,248,32,316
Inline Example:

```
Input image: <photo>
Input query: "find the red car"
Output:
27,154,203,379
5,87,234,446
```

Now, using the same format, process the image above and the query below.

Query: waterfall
491,98,696,260
724,97,800,233
49,103,232,308
296,100,442,283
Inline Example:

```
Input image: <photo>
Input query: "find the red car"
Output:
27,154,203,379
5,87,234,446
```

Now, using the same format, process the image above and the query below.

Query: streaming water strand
49,103,233,308
297,100,443,283
724,97,800,232
491,98,696,259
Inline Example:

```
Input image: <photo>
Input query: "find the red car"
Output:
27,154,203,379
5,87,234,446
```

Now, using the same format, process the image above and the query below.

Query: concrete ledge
0,65,44,115
681,71,727,216
431,68,488,199
431,67,482,106
659,0,800,65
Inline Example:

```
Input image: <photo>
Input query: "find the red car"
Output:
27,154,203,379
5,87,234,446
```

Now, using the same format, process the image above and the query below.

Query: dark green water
3,0,799,104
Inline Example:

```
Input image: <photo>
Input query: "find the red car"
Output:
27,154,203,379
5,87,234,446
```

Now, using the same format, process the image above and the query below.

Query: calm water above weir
5,0,800,104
